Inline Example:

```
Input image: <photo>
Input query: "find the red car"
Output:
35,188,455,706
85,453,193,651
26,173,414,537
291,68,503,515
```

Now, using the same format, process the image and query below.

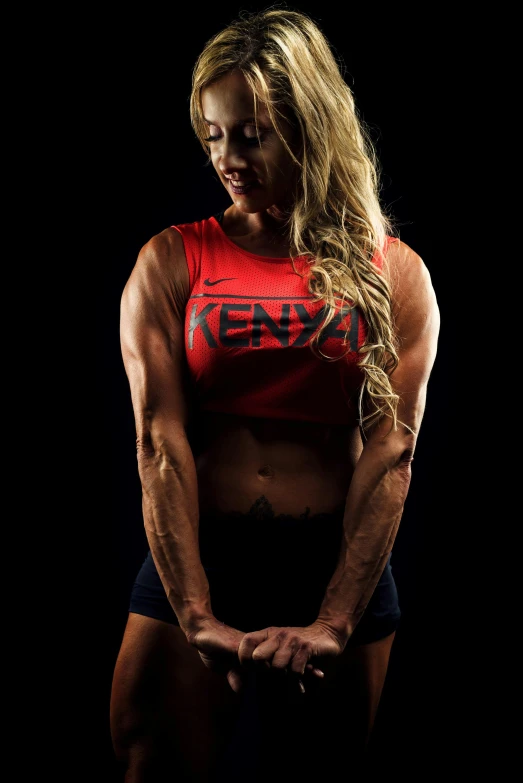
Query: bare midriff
190,410,362,520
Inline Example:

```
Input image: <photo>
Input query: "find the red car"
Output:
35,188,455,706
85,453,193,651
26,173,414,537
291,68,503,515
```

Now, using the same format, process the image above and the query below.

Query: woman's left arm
237,240,440,674
315,240,440,643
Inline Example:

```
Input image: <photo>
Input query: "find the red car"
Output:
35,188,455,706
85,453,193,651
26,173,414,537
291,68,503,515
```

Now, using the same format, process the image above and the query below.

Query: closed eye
203,129,270,145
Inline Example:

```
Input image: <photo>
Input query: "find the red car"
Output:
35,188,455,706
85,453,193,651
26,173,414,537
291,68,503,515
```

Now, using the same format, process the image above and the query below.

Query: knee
110,701,145,766
111,708,163,782
113,741,159,783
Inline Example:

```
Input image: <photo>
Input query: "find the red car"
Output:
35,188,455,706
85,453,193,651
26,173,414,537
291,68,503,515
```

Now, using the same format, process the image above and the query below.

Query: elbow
395,450,413,486
136,431,155,461
391,439,417,488
376,431,417,470
364,426,417,462
136,431,163,477
135,419,191,473
387,432,417,474
398,445,415,466
135,411,158,460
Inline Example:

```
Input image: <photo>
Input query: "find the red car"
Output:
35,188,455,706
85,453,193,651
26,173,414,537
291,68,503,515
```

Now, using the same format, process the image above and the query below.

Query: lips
227,178,258,194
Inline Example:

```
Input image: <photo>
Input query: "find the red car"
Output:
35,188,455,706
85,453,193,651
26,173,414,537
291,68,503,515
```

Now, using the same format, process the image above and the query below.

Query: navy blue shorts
129,508,401,645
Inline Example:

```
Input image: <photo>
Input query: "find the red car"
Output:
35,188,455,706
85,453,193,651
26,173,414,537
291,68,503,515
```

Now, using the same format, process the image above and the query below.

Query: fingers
250,633,318,678
237,628,327,690
226,667,244,693
306,663,325,678
263,634,311,675
287,642,311,675
237,629,271,666
248,631,294,671
253,636,282,666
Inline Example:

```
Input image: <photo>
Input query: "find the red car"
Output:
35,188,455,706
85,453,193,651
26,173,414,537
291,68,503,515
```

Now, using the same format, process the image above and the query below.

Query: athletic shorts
129,508,401,645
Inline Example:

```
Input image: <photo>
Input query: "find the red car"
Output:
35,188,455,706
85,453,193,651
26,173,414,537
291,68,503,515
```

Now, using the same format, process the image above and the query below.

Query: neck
225,207,291,238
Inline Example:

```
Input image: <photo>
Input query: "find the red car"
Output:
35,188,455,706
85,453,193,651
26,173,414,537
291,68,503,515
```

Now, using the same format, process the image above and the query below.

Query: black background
87,2,480,778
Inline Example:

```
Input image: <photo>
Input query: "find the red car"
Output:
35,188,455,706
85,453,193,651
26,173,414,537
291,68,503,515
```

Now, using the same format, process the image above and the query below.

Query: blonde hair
190,6,400,433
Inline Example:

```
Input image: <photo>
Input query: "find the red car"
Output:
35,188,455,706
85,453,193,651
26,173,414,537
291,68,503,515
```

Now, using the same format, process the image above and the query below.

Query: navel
257,464,275,480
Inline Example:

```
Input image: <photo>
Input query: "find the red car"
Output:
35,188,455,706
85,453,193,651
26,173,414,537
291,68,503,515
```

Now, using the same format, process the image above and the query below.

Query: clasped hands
187,616,346,694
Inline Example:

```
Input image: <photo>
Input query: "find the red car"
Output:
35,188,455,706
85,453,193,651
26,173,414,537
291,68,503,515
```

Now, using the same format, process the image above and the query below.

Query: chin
231,195,273,213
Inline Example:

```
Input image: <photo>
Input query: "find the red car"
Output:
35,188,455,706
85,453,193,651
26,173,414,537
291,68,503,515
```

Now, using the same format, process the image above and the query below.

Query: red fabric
173,215,392,425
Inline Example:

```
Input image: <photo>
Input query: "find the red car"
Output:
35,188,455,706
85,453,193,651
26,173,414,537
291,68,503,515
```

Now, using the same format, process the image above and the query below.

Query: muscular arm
120,228,213,637
316,239,441,641
237,240,440,677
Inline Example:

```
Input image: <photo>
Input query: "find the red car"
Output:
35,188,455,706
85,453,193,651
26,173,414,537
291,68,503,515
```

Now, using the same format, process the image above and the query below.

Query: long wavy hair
190,6,400,433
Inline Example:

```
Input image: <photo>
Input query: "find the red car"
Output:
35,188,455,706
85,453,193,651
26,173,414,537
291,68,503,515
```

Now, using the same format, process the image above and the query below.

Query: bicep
120,234,191,438
392,247,440,434
364,242,440,444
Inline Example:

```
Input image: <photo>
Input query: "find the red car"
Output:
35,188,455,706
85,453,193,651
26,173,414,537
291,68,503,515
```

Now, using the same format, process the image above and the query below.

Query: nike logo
204,277,237,286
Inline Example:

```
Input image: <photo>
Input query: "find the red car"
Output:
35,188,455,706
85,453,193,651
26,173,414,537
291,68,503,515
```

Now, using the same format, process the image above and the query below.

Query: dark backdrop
91,3,473,778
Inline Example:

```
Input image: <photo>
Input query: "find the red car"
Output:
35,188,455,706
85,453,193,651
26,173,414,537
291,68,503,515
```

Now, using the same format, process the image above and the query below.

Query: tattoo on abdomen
201,495,345,525
198,495,345,569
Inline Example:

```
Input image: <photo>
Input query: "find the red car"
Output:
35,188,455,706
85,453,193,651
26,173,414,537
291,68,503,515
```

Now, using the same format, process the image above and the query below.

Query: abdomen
191,410,361,519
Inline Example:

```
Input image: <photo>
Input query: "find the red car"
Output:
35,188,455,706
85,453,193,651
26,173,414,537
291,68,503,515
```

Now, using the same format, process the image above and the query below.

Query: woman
110,7,440,782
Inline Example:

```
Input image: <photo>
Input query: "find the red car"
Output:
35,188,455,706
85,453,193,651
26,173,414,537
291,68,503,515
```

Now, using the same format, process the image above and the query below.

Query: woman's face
201,69,299,216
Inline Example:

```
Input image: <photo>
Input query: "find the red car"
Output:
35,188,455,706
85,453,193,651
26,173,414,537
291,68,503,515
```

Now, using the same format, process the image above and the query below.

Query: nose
216,137,249,178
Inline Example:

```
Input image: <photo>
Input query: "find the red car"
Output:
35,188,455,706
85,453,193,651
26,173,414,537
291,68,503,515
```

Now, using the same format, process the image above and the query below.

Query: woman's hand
186,616,247,693
237,621,346,692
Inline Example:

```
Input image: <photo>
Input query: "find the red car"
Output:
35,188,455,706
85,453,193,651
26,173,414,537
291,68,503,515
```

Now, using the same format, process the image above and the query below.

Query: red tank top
173,214,390,426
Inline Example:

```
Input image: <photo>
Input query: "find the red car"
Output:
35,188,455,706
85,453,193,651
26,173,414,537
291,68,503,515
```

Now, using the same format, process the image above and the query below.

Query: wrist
175,602,215,639
181,611,218,643
314,615,353,647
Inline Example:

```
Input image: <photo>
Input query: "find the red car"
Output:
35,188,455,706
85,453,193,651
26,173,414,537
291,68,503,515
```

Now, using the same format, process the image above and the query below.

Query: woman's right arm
120,227,212,638
120,227,319,692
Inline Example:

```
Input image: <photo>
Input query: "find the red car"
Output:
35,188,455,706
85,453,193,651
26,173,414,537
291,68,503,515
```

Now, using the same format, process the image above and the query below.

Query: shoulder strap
372,235,398,270
171,220,203,291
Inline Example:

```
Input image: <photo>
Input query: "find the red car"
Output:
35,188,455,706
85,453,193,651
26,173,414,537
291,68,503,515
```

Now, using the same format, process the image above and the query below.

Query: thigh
110,612,241,782
322,630,397,748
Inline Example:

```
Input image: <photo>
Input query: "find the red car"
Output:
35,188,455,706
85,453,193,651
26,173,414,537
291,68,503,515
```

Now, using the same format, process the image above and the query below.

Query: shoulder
124,226,190,307
383,237,428,289
135,226,188,283
383,237,440,343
